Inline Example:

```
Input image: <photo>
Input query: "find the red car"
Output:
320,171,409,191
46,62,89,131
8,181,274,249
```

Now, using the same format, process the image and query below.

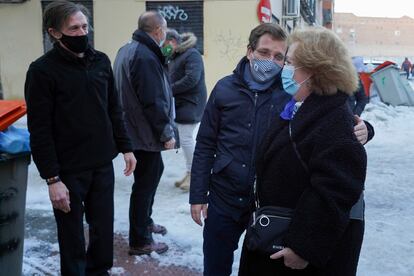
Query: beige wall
95,0,259,93
93,0,146,63
0,0,43,99
0,0,259,99
203,0,258,91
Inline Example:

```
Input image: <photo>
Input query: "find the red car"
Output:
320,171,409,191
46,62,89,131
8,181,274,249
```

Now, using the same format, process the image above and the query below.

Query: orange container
359,72,372,97
0,100,27,131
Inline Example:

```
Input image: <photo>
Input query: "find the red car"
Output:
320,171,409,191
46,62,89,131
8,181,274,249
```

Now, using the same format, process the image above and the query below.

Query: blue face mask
281,65,309,96
250,56,282,84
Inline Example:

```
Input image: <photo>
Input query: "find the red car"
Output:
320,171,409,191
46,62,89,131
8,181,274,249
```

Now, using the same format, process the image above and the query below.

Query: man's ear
246,47,253,61
157,25,163,35
48,28,62,40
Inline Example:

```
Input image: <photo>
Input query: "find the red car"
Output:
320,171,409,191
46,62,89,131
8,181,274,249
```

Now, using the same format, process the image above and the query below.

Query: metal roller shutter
146,1,204,54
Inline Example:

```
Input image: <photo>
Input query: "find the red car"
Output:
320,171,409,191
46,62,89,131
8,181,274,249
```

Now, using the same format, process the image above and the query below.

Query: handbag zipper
253,214,291,227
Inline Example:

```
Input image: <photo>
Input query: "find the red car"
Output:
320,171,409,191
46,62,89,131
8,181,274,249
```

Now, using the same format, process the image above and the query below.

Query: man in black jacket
348,78,368,116
164,30,207,191
349,57,368,116
24,1,136,275
190,23,291,276
113,11,177,255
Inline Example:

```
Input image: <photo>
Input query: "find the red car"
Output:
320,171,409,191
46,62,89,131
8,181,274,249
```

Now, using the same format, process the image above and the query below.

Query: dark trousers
129,150,164,247
54,163,114,276
203,205,249,276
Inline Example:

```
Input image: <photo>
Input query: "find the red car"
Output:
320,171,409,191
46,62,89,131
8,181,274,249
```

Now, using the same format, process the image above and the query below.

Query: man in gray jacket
113,11,177,255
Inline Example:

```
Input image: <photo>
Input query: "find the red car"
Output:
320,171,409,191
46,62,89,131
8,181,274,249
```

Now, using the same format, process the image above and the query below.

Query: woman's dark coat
239,92,367,276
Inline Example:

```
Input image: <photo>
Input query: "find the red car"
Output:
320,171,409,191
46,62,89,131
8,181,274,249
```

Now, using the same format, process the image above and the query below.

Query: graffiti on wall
214,30,245,63
157,5,189,21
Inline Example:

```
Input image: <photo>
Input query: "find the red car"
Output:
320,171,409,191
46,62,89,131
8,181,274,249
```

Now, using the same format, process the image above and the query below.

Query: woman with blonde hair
239,27,367,276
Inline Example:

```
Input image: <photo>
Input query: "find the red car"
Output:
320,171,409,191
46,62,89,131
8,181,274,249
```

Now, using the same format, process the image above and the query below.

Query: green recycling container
0,153,30,276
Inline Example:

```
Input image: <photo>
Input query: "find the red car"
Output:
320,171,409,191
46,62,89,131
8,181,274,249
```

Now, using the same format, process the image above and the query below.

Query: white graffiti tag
158,5,189,21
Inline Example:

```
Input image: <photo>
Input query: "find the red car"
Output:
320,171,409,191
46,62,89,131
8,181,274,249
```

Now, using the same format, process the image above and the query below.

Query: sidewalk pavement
23,148,205,275
113,233,202,276
23,208,202,276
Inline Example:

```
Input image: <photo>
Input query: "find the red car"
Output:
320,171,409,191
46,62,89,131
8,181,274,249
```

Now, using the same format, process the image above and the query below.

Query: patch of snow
22,103,414,275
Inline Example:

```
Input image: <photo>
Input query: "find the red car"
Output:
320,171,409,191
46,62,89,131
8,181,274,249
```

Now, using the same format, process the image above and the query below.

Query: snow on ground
21,102,414,275
357,103,414,276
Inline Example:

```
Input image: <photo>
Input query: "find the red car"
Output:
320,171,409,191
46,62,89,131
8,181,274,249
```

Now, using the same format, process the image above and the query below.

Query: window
272,14,280,24
323,8,332,25
349,29,356,40
41,0,94,53
285,0,300,16
0,0,28,3
308,0,316,18
146,1,203,54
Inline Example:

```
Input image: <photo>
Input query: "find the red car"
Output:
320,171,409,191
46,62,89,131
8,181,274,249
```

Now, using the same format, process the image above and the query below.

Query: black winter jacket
113,30,177,151
255,92,367,270
25,43,132,179
168,33,207,124
348,78,368,116
189,57,291,220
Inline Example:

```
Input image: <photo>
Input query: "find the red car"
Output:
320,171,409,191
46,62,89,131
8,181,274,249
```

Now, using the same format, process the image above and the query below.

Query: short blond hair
288,27,358,96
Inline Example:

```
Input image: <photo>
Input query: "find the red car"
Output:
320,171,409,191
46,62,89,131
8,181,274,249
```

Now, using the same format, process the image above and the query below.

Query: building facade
334,12,414,62
0,0,327,99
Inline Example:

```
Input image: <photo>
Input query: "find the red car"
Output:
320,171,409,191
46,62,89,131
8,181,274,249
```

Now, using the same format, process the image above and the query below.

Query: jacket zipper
248,92,259,200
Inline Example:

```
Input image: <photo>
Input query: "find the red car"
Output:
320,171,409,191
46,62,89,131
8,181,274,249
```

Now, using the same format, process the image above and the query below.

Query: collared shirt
280,98,302,120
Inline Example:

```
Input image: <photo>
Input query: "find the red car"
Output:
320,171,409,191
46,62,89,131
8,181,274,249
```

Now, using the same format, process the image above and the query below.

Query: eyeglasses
254,50,285,62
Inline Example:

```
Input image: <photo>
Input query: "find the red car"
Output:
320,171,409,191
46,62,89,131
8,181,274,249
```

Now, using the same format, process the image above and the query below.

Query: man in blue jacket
113,11,177,255
190,23,374,276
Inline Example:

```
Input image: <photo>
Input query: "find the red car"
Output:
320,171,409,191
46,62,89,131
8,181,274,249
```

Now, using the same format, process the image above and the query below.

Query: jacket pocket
212,154,232,174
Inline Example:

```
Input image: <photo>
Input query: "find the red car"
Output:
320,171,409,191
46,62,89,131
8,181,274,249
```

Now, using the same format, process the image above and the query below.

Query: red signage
257,0,272,23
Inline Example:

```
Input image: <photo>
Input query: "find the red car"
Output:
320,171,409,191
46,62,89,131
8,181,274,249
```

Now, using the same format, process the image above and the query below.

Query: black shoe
128,242,169,255
148,223,167,235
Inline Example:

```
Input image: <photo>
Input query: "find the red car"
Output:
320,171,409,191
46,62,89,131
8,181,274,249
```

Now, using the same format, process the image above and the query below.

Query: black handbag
245,122,305,255
245,205,293,254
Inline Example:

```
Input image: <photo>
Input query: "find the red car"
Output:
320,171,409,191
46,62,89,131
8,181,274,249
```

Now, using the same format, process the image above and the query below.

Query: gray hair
166,29,182,43
138,11,166,33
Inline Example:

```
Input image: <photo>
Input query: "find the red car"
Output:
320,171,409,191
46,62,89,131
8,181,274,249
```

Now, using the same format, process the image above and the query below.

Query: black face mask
60,33,89,54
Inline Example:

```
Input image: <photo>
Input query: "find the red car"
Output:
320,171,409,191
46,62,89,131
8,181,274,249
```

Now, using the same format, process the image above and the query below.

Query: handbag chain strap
288,121,309,173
